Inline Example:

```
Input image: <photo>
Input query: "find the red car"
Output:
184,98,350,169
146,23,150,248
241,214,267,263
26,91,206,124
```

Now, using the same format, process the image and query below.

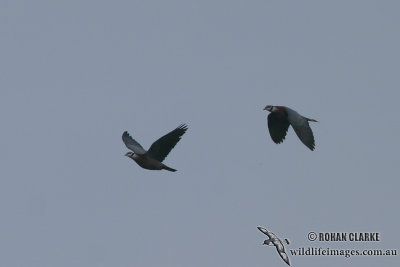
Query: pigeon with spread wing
122,124,188,172
264,105,317,151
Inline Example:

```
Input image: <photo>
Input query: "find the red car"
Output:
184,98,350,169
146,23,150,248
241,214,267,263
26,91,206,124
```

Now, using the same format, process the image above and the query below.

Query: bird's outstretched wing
267,113,290,144
257,226,275,239
257,226,268,235
122,131,147,155
147,124,188,162
277,249,290,266
285,107,316,151
290,119,315,151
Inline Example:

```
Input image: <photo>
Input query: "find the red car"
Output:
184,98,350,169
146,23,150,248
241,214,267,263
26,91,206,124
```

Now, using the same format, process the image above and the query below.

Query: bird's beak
124,152,130,157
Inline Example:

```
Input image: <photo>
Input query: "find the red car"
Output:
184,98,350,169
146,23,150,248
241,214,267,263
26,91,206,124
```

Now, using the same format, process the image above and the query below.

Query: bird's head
125,152,134,158
264,105,273,112
263,239,272,245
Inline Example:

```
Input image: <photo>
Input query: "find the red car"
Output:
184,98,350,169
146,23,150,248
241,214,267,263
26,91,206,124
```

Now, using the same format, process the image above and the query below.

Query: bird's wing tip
177,124,189,132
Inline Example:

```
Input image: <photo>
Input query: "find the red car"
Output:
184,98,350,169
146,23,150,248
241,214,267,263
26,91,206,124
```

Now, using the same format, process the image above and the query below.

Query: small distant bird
264,105,317,150
257,226,291,266
122,124,188,172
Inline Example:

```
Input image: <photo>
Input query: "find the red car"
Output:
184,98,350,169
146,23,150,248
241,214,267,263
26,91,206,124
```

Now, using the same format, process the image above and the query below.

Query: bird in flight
257,226,291,266
264,105,317,150
122,124,188,172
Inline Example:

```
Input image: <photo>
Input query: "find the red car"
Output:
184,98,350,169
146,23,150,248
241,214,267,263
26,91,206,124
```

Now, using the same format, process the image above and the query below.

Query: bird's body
122,124,188,172
264,105,317,151
126,153,172,171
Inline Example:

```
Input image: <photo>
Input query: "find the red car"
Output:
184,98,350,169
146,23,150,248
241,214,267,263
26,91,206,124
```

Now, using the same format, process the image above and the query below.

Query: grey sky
1,1,399,266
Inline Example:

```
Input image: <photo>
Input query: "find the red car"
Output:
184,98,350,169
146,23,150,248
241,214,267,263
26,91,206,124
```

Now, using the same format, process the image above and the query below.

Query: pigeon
264,105,317,150
257,226,291,266
122,124,188,172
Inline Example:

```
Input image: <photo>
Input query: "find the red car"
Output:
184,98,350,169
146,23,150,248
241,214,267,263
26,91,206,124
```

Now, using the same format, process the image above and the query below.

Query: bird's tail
306,117,318,122
162,165,177,172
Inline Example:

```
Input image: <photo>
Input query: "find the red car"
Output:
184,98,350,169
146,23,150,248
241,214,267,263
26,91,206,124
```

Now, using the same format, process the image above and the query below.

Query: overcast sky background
1,1,399,266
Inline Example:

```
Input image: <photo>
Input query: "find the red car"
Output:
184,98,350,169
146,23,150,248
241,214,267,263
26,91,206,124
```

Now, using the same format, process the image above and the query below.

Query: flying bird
122,124,188,172
257,226,291,266
264,105,317,150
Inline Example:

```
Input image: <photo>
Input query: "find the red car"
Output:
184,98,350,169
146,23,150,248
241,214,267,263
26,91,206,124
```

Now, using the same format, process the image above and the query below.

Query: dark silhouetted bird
257,226,291,266
122,124,188,172
264,105,317,151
